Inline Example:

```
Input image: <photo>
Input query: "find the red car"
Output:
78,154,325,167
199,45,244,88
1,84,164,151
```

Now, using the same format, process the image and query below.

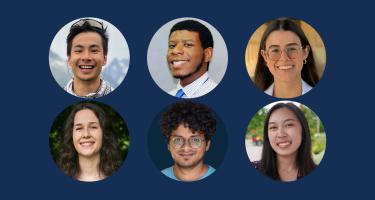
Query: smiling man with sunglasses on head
65,18,113,98
160,101,216,181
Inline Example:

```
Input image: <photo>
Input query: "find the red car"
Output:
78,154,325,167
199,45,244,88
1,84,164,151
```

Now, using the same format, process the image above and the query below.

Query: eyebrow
168,39,195,43
268,43,300,49
74,122,99,126
73,44,101,49
268,118,296,125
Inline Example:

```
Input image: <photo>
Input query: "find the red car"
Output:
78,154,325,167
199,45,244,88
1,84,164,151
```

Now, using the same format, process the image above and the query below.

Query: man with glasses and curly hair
160,101,217,181
65,18,113,98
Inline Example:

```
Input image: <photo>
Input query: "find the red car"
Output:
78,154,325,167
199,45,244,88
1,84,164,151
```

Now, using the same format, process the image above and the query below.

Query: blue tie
175,89,185,98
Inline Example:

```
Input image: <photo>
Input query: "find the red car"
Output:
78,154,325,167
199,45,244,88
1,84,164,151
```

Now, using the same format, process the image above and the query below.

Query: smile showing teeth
80,141,94,147
277,141,291,148
79,65,94,69
172,60,188,66
277,65,293,70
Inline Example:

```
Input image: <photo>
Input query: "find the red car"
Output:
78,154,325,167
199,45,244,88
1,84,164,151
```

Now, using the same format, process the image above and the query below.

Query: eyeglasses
71,18,104,30
169,136,205,149
264,45,303,61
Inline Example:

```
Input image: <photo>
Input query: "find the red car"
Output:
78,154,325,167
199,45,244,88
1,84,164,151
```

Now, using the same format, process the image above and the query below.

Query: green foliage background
246,104,326,163
49,101,130,163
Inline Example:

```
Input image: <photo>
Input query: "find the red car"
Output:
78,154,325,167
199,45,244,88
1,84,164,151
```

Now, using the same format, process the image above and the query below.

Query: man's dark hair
66,19,109,56
169,20,213,49
160,101,216,141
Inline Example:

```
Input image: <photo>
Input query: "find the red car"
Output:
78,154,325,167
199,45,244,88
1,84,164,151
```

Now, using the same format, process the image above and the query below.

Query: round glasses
170,136,205,149
264,45,303,61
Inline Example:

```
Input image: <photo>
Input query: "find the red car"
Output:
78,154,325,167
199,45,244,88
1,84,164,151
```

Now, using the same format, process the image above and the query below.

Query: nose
278,49,290,61
170,43,184,55
276,127,287,138
82,127,91,138
81,50,93,61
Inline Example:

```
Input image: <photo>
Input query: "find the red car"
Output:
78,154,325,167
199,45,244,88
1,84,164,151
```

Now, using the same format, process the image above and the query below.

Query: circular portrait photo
49,101,130,182
245,17,326,98
245,101,326,182
148,100,227,182
147,17,228,98
49,17,130,98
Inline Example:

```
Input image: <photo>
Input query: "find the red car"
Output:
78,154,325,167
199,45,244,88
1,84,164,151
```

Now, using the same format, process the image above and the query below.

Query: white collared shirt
168,72,218,98
264,79,312,97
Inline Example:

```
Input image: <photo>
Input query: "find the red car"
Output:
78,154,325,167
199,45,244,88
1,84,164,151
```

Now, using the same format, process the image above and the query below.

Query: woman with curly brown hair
58,102,122,182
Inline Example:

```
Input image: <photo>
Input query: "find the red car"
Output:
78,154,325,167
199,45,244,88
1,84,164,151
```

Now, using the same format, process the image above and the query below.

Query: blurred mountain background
49,50,129,89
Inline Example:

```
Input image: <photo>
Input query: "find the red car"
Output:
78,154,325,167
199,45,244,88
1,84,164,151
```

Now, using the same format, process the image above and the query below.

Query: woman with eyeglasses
253,103,316,181
160,100,216,181
254,17,320,98
57,102,123,182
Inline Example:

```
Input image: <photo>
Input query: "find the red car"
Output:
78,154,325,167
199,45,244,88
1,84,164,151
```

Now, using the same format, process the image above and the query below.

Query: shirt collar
176,72,209,98
64,78,113,98
264,79,312,96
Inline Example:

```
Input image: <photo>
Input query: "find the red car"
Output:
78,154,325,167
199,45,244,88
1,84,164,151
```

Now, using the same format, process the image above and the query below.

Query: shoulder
252,161,262,170
161,166,173,176
168,88,178,96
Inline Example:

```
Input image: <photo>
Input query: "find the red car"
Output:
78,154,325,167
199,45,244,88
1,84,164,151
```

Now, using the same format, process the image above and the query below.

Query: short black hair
169,20,213,49
160,101,216,141
66,19,108,56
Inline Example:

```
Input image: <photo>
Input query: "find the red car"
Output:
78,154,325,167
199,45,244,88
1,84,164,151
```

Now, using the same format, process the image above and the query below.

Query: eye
191,137,201,143
168,44,176,49
74,127,82,131
173,137,183,143
287,46,299,53
184,43,193,47
91,49,99,53
286,123,294,128
269,48,281,54
269,126,277,131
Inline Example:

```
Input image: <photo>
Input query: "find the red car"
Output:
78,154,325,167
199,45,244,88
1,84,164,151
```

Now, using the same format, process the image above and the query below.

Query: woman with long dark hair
254,103,316,181
254,17,319,98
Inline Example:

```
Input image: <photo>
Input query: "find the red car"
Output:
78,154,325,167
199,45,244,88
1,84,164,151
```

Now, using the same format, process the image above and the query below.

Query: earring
303,59,307,64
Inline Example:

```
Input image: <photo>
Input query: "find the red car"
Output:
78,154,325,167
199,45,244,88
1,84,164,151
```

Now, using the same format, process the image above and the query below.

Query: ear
103,55,107,66
205,140,211,152
67,56,73,68
261,50,271,70
261,49,268,62
303,45,310,60
203,47,213,63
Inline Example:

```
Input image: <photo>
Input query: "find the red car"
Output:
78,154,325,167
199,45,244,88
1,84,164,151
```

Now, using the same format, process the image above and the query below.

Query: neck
173,162,208,181
273,78,302,98
77,155,104,181
73,78,101,96
180,66,207,87
276,154,298,181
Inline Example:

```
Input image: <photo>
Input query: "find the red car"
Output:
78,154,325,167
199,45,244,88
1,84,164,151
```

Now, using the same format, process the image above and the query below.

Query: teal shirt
161,165,215,181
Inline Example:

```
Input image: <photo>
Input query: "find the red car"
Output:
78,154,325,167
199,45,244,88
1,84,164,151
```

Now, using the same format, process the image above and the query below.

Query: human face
168,124,210,169
261,30,309,83
167,30,212,81
72,109,103,159
267,107,302,158
68,32,107,83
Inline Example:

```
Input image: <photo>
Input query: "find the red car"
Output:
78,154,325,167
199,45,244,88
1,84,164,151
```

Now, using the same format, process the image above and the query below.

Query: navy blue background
1,0,374,199
147,106,228,170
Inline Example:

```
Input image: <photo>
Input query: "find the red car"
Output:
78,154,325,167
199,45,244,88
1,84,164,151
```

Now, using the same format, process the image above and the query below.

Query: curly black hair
160,101,216,141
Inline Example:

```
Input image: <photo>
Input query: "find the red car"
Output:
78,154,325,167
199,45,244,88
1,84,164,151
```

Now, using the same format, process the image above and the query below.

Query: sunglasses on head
71,18,104,30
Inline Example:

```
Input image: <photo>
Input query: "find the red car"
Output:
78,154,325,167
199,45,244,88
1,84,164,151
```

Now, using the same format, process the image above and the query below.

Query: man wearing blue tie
167,20,217,98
